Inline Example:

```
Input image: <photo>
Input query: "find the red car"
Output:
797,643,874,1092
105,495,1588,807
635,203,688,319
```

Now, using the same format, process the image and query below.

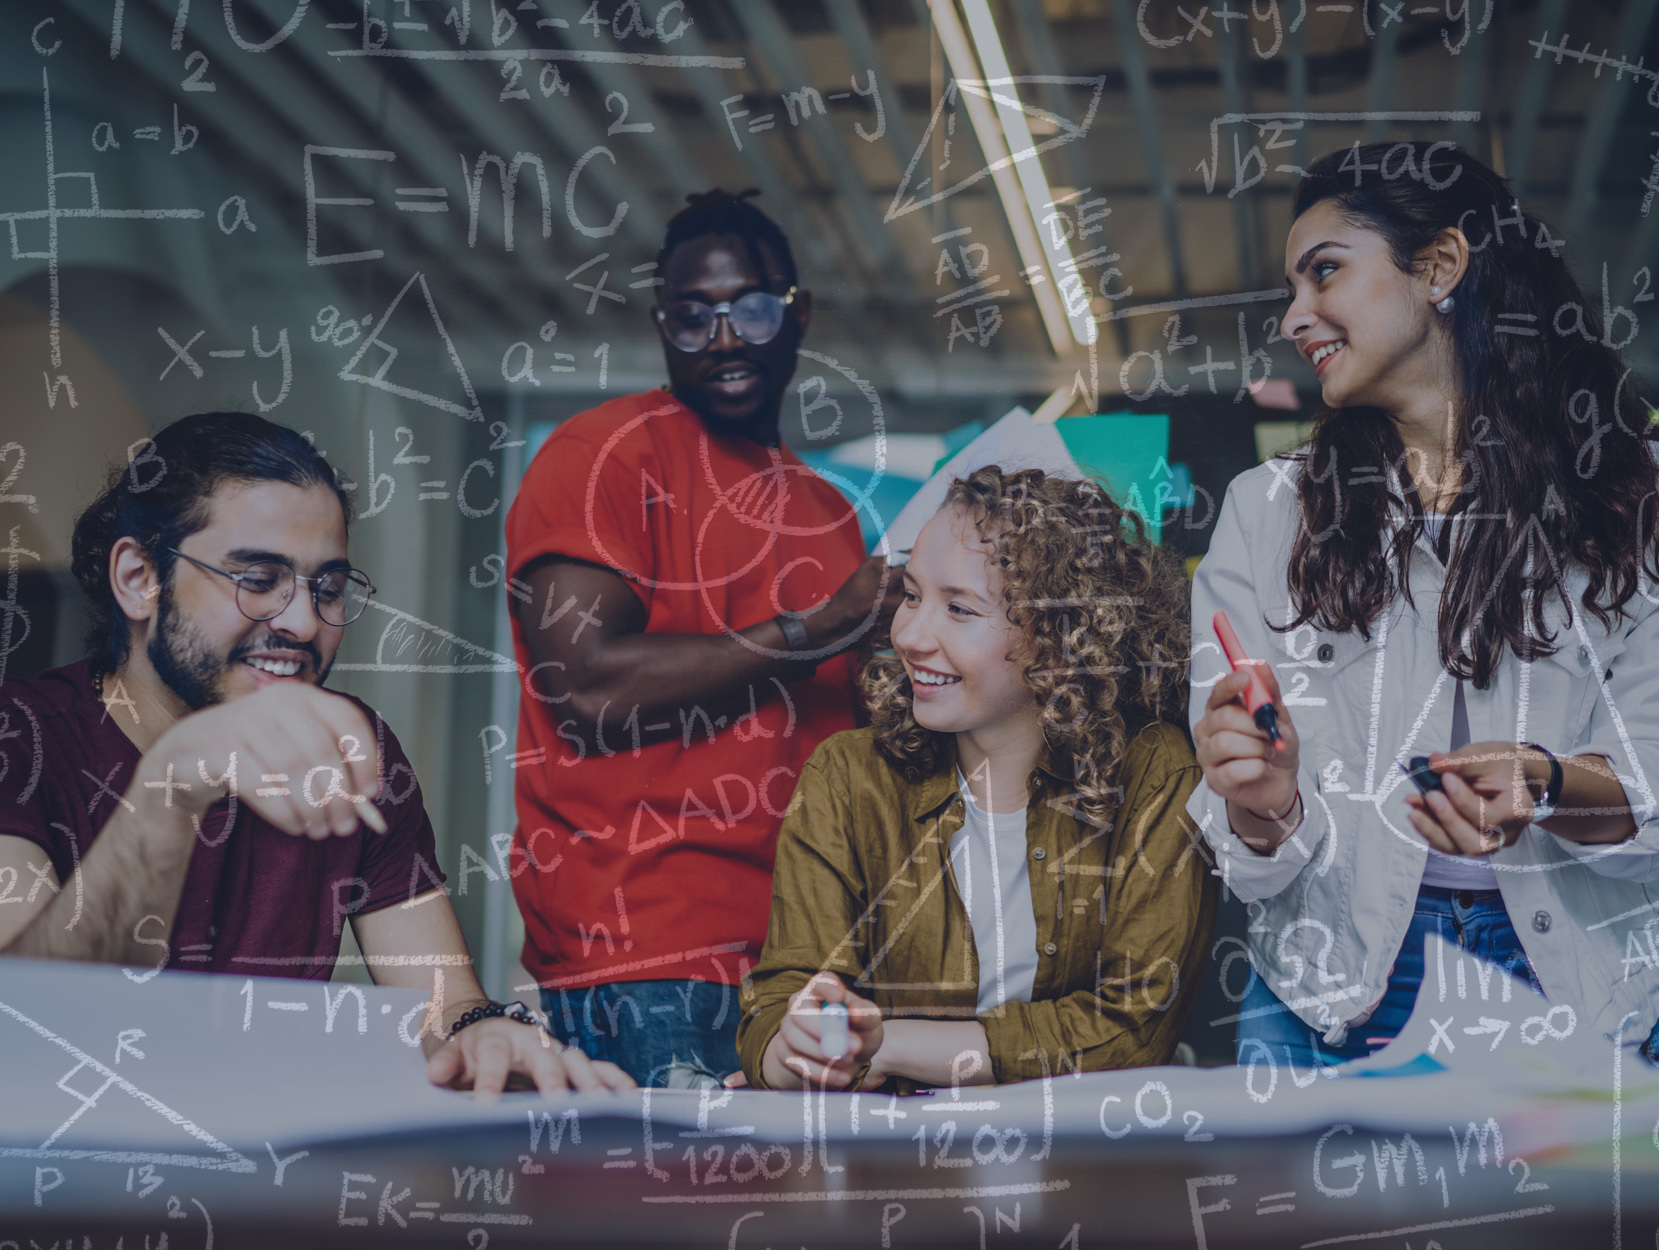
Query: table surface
3,957,1656,1248
2,1117,1655,1248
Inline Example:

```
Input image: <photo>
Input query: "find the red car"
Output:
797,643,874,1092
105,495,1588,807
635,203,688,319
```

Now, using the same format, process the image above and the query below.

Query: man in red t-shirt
0,412,630,1097
506,191,895,1086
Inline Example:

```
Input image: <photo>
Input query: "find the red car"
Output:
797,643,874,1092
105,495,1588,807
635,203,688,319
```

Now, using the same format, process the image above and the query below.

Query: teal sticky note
1055,413,1171,544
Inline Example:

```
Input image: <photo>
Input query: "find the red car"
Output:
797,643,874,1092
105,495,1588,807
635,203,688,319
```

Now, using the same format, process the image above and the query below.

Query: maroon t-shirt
0,661,443,980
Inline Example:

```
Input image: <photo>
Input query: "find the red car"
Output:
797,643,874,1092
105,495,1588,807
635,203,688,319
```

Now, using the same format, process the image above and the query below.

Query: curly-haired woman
1192,142,1659,1067
735,467,1215,1091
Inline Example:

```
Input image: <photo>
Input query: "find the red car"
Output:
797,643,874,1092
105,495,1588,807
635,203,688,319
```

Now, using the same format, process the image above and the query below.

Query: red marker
1213,611,1285,751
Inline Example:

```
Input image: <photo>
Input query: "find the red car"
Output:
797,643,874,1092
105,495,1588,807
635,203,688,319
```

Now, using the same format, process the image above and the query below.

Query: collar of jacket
904,736,1072,820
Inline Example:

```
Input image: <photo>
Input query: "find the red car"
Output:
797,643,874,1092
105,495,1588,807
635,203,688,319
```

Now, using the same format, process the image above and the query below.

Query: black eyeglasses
653,287,797,353
168,549,376,627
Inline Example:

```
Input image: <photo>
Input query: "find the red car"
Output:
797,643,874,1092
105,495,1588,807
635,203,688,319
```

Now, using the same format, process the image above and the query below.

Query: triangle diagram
338,271,484,422
330,599,520,675
886,75,1107,223
0,998,256,1172
823,829,974,995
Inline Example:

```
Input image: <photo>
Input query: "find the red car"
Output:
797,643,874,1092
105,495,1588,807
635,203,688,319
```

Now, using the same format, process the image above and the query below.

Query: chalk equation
6,1,1659,1246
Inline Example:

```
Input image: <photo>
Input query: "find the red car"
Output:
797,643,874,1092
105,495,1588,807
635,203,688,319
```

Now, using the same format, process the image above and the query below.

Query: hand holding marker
1400,755,1445,794
1212,611,1285,751
819,1000,850,1060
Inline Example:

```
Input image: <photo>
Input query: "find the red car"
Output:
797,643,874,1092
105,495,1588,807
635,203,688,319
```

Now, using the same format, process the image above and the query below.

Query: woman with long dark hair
1191,141,1659,1064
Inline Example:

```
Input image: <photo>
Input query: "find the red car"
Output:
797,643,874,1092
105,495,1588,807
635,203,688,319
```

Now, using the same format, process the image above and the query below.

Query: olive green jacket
736,722,1215,1088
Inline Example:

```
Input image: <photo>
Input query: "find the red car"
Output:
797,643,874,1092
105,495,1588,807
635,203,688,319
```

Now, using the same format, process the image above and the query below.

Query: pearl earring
1436,294,1455,313
1431,286,1441,295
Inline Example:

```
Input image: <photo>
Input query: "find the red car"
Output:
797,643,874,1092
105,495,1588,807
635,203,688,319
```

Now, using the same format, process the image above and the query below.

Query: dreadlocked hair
656,188,797,288
861,466,1191,832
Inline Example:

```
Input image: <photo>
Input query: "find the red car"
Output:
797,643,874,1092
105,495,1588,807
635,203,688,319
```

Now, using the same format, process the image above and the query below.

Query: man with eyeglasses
504,190,897,1087
0,412,632,1097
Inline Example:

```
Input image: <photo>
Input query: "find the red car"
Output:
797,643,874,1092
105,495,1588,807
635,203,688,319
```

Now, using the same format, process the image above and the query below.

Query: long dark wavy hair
1283,141,1659,686
861,467,1190,830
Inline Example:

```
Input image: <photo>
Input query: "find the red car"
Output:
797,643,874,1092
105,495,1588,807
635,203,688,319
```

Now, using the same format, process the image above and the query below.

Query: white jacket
1187,458,1659,1045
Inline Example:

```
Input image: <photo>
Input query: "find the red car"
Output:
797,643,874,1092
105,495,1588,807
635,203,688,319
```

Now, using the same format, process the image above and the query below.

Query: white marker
820,1001,850,1060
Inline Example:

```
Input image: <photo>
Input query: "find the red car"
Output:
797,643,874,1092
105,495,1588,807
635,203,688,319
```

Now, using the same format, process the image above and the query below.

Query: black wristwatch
1521,742,1563,823
775,611,812,653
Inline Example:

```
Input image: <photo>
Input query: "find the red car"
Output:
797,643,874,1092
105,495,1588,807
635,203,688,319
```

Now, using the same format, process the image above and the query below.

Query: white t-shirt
1418,512,1500,890
950,773,1040,1014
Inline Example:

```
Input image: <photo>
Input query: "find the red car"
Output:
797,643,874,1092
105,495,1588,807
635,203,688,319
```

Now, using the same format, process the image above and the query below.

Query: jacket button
1317,643,1335,663
1532,910,1552,934
1577,645,1591,664
1043,942,1058,956
1032,847,1046,861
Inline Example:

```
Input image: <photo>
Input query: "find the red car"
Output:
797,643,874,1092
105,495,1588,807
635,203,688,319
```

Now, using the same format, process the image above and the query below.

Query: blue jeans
1235,885,1541,1066
540,979,741,1088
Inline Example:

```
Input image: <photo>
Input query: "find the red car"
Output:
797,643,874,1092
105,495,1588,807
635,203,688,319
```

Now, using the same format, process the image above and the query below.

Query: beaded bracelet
446,999,547,1041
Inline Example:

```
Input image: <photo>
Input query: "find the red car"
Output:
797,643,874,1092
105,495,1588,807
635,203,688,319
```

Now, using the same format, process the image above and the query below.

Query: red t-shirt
0,661,442,979
505,390,865,990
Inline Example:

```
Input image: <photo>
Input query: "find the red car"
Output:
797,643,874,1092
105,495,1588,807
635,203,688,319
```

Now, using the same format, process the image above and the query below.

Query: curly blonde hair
861,466,1190,830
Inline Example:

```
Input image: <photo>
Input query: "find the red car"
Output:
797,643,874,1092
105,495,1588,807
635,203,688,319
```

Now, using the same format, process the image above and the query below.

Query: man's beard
147,582,329,711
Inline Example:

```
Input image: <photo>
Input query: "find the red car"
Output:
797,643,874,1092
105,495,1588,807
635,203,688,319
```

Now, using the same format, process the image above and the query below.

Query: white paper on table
1,938,1647,1163
0,957,489,1160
